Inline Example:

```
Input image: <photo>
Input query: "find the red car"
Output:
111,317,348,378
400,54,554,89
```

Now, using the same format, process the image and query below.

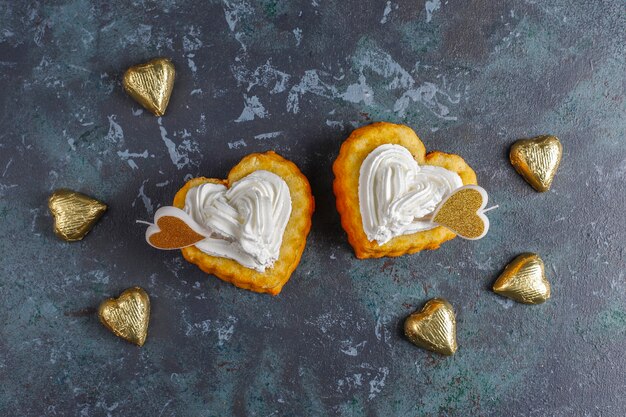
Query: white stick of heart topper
431,185,497,240
137,206,209,250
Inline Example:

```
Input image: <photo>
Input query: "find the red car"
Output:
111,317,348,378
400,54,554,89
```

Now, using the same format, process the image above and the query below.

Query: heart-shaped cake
171,151,314,295
333,122,477,258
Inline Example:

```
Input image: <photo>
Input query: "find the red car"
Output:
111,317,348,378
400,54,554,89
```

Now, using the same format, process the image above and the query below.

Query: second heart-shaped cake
172,151,314,295
333,122,477,258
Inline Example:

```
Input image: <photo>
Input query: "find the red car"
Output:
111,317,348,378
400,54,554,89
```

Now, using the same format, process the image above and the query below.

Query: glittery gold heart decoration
98,287,151,346
143,206,208,250
510,135,562,192
404,298,457,355
432,185,490,240
48,189,107,241
123,58,175,116
493,253,551,304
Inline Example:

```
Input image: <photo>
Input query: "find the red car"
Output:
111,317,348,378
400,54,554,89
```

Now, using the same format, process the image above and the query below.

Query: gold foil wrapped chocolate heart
48,189,107,241
123,58,175,116
98,287,151,346
404,298,457,355
510,135,562,192
493,253,551,304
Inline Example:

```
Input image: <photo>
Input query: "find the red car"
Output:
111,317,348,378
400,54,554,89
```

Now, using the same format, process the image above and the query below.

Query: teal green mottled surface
0,0,625,416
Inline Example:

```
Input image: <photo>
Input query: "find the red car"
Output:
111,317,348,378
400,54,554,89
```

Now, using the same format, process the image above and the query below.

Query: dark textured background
1,1,625,416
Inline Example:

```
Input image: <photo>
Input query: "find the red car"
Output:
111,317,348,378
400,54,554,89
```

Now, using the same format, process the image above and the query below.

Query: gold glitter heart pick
404,298,457,355
143,206,208,250
493,253,551,304
433,185,490,240
98,287,151,346
123,58,175,116
48,189,107,241
510,135,562,192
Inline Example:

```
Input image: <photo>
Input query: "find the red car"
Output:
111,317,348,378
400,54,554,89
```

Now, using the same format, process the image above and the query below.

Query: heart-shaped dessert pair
333,122,485,258
144,152,314,295
143,123,489,293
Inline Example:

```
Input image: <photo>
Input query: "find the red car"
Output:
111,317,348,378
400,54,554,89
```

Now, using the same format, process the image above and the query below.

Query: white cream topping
183,170,292,272
359,144,463,245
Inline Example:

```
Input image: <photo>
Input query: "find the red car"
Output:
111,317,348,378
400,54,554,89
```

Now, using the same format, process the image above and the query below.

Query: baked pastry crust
173,151,314,295
332,122,477,259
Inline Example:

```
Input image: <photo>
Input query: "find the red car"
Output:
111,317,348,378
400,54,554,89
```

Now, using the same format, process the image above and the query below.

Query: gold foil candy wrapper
48,189,107,241
98,287,151,346
123,58,175,116
404,298,457,356
510,135,562,192
493,253,551,304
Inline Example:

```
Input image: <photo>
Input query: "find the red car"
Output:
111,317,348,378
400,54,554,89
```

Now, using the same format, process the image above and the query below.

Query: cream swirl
183,170,292,272
359,144,462,245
